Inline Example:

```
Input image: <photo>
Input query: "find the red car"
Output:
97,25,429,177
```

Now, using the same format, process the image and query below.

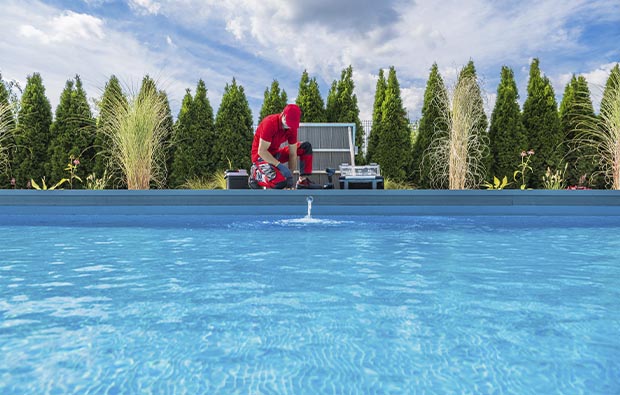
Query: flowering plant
542,163,567,190
64,155,82,189
514,150,534,190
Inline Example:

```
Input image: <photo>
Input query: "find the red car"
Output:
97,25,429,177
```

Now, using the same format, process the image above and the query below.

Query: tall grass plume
0,102,16,176
99,83,170,189
428,76,488,189
575,69,620,189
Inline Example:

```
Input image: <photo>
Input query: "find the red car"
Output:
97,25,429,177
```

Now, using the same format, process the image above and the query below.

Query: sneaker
296,177,316,189
248,178,261,190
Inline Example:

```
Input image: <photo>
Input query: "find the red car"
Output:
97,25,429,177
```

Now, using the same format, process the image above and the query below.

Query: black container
225,169,249,189
339,176,384,189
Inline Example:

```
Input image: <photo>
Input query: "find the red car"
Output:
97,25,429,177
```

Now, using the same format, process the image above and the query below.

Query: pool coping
1,189,619,216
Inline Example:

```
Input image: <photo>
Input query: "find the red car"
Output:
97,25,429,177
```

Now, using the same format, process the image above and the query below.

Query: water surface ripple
0,215,618,394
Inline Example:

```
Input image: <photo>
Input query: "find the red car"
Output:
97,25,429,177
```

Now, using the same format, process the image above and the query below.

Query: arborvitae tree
325,66,365,164
325,80,338,123
296,70,326,122
458,60,489,182
366,68,387,164
169,90,193,187
12,73,53,187
138,75,158,100
412,63,449,188
522,58,563,188
488,66,527,184
373,66,411,182
214,78,254,171
159,90,174,187
94,75,125,181
47,75,96,187
560,75,599,187
259,80,288,123
600,64,620,114
169,80,216,187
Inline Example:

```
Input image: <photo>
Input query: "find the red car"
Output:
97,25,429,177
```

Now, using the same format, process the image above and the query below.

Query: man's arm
288,143,298,175
257,138,279,166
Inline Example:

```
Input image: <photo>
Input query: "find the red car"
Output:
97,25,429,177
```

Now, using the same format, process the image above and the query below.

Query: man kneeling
249,104,315,189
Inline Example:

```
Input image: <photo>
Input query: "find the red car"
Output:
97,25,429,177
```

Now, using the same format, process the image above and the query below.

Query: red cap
282,104,301,132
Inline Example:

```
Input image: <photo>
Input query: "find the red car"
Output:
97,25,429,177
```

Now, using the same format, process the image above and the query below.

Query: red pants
251,141,313,189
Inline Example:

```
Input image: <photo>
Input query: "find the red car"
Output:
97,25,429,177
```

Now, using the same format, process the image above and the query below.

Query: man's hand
277,163,294,188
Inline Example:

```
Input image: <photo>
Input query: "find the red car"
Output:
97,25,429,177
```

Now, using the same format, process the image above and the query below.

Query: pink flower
73,158,80,165
527,150,535,155
520,151,527,157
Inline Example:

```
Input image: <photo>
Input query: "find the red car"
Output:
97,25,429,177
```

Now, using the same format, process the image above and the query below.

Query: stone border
0,189,619,216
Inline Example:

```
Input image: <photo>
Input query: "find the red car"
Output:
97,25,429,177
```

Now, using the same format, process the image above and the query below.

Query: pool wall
1,190,619,216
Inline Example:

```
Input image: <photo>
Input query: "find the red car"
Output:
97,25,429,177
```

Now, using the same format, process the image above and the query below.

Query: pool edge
1,190,619,216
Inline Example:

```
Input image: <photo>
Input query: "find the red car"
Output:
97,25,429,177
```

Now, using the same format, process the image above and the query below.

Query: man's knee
300,141,312,155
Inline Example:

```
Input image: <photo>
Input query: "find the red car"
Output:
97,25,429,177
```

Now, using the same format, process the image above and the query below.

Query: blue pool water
1,215,619,394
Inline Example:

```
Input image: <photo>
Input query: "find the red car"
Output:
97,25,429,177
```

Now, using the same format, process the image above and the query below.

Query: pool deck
0,189,619,216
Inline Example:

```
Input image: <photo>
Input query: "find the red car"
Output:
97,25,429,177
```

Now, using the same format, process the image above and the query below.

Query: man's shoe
296,177,316,189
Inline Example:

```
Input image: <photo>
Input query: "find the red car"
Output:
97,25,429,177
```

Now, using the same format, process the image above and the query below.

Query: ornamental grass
99,84,170,189
429,76,488,189
0,102,15,176
575,70,620,189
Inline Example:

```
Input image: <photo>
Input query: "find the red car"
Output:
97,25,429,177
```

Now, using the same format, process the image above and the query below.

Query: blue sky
1,0,619,123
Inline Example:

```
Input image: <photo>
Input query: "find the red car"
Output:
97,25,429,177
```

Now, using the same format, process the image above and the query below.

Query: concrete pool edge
1,189,619,216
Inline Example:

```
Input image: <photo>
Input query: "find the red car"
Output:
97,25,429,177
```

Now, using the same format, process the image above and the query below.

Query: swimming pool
1,214,619,394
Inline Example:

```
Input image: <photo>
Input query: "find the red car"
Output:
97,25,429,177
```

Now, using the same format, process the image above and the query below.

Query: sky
1,0,619,125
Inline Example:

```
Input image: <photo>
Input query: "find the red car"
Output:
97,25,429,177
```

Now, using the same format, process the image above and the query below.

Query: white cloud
139,0,619,118
18,11,105,44
129,0,161,15
1,0,189,114
225,17,245,41
3,0,619,123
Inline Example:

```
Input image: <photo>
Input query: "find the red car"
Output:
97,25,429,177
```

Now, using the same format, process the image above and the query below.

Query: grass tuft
99,84,170,189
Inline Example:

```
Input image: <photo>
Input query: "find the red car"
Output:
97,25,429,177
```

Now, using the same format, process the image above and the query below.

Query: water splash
271,195,347,225
306,196,314,219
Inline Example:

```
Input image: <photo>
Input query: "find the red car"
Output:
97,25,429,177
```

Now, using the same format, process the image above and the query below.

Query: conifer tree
296,70,326,122
600,64,620,114
214,78,254,171
411,63,449,188
94,75,125,181
47,75,96,186
366,68,387,164
169,90,193,187
12,73,53,187
325,80,338,123
325,66,365,164
488,66,527,184
560,75,598,187
374,66,411,181
522,58,563,188
458,60,489,182
169,80,216,187
159,90,174,187
259,80,287,123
